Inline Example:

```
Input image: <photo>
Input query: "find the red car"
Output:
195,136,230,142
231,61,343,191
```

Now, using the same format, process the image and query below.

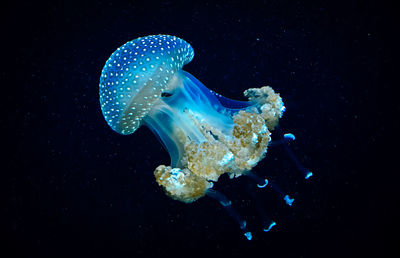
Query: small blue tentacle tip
305,171,313,180
220,200,232,207
283,195,294,206
263,221,277,232
284,133,295,141
244,232,252,241
257,179,269,188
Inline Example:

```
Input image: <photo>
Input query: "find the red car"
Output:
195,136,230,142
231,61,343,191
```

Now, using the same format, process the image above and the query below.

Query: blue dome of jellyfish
99,35,313,240
100,35,194,135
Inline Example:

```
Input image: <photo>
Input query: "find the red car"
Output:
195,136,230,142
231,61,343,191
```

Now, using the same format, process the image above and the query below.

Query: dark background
3,0,396,257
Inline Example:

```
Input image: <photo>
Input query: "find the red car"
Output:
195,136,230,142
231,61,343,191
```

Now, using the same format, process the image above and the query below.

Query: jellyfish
99,35,312,240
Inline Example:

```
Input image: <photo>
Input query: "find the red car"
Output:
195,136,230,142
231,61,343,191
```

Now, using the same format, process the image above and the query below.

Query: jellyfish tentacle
244,171,268,188
282,137,313,180
206,189,252,240
246,181,277,232
273,127,313,180
269,180,295,206
249,172,295,206
245,171,294,206
269,132,296,147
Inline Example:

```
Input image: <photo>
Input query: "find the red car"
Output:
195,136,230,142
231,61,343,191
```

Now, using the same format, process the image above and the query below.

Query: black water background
2,0,396,257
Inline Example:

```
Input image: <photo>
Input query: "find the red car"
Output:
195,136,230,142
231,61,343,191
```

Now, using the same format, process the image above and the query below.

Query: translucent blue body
144,70,255,167
99,35,312,240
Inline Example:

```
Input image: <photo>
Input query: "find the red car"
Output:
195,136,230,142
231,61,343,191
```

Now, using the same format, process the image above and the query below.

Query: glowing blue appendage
207,189,251,239
263,221,277,232
284,133,295,141
221,200,232,207
257,179,269,188
283,195,294,206
305,171,313,180
244,232,252,240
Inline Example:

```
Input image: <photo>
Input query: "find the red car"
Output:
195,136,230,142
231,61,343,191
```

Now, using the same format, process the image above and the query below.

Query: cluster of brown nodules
244,86,285,130
154,86,284,203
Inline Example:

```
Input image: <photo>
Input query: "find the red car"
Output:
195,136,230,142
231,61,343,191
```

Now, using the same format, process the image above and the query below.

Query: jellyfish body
150,70,285,203
99,35,285,203
99,35,314,239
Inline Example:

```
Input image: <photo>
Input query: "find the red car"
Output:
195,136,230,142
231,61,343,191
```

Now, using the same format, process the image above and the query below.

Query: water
3,1,394,257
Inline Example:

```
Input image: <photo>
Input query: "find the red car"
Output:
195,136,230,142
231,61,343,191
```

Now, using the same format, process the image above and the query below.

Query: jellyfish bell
99,35,310,239
99,34,194,135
